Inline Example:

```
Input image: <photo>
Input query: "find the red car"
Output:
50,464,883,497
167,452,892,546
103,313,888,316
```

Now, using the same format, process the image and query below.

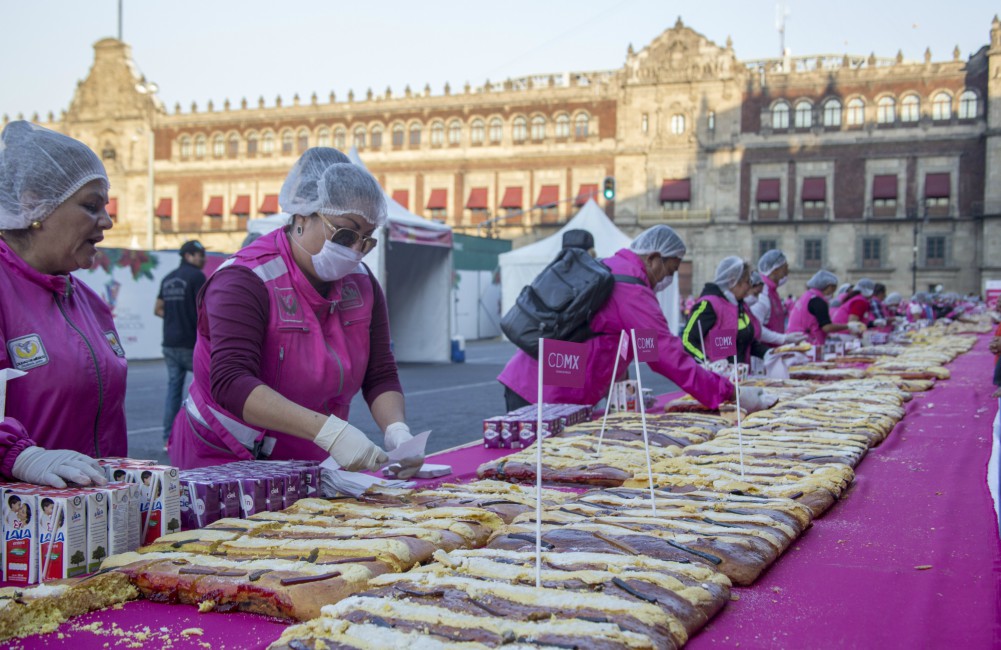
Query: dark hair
113,469,126,480
141,470,152,481
41,498,53,510
7,495,20,507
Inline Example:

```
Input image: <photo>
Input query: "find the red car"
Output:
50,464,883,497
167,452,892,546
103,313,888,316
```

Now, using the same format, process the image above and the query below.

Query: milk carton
3,487,38,584
36,491,88,581
107,463,181,546
103,484,138,555
67,488,110,573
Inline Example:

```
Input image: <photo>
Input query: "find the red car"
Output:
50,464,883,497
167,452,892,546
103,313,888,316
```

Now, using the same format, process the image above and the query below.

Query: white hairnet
713,256,747,290
854,278,875,298
807,270,839,290
884,292,902,306
757,249,787,275
630,224,687,259
0,121,108,230
835,283,852,297
279,147,388,227
750,271,763,286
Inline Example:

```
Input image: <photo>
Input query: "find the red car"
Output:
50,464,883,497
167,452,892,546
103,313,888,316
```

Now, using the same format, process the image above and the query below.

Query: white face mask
293,235,364,282
654,274,673,293
778,277,788,287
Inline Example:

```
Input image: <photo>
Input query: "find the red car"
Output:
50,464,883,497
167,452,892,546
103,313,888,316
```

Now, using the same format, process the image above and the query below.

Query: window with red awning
535,185,559,207
872,175,897,200
801,177,826,201
231,195,251,215
924,173,950,198
659,179,691,203
574,184,598,206
155,198,172,217
426,189,447,210
204,196,224,216
756,178,781,202
500,187,523,209
466,187,488,209
259,194,279,214
391,190,409,209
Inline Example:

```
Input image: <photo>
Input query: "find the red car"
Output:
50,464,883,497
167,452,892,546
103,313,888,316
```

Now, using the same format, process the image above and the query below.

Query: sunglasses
315,213,378,254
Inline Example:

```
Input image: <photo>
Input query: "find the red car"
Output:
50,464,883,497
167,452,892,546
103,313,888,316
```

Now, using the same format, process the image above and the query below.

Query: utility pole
117,0,123,40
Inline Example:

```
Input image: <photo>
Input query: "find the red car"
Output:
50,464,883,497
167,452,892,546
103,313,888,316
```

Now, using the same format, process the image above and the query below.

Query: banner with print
541,339,588,389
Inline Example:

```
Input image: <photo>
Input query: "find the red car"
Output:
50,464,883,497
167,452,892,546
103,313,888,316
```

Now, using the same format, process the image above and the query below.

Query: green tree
167,518,180,534
69,550,85,569
92,546,107,563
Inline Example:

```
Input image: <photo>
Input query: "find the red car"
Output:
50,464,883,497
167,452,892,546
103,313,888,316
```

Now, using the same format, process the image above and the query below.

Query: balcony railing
637,208,711,225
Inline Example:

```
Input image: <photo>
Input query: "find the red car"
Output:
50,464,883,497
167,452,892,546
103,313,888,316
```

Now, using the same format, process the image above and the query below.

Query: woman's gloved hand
739,386,779,413
384,422,423,480
11,446,108,488
782,332,808,344
871,318,887,327
314,415,387,472
847,321,866,335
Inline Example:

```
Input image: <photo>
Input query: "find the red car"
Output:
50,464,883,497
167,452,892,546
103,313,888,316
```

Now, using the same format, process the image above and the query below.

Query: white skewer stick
733,356,745,478
697,321,708,367
630,329,657,516
535,337,544,589
596,330,628,456
40,502,62,582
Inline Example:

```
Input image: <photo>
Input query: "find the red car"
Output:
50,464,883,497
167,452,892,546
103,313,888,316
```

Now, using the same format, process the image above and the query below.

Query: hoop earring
29,221,42,230
296,226,303,235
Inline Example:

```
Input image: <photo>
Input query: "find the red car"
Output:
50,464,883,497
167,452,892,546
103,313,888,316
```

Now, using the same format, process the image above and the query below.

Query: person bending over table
167,148,422,478
0,121,120,487
833,277,884,330
682,257,769,366
787,270,855,345
498,225,776,414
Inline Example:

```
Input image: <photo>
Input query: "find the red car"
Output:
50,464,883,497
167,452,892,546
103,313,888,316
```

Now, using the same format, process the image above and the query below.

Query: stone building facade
6,17,1001,297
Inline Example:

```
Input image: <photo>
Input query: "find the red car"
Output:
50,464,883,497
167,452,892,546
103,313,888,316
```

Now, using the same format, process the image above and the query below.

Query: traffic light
602,176,616,201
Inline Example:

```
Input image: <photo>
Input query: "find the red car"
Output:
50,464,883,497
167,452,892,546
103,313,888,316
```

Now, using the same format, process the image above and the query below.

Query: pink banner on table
633,328,658,362
541,339,588,388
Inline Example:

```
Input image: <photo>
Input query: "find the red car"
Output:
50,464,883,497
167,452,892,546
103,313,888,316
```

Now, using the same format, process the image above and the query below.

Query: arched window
296,128,309,153
794,101,812,128
430,121,444,146
334,127,346,150
281,130,294,155
771,101,789,129
574,113,589,138
901,95,920,123
353,126,366,149
317,127,330,147
194,134,206,158
228,133,240,158
392,123,404,147
670,113,686,134
489,118,503,143
846,98,865,126
448,120,462,145
512,116,527,142
179,136,191,159
958,90,977,119
471,119,485,144
261,132,274,154
246,132,258,156
212,134,225,157
531,116,546,141
822,99,842,127
932,92,952,121
876,97,896,124
370,126,383,149
555,114,570,138
409,123,422,146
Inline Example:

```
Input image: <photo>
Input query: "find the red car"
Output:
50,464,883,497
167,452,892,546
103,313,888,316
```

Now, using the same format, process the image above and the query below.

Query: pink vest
761,275,786,334
0,241,127,458
832,294,871,325
697,295,760,364
788,288,827,345
169,230,375,469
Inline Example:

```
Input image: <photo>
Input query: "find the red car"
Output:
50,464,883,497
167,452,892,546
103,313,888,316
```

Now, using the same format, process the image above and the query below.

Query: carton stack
483,403,592,449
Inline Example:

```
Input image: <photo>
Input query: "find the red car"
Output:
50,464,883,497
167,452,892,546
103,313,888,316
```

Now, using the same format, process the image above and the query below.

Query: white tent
498,199,681,333
245,150,454,363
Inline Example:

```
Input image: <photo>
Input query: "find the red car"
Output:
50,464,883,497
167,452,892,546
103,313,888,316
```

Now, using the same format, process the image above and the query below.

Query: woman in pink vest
833,278,883,331
787,270,855,344
168,148,422,477
498,226,777,414
682,256,767,365
0,122,121,487
750,249,807,347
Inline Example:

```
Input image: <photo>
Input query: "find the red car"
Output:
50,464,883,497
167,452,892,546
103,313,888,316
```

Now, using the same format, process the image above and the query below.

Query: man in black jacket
155,240,206,447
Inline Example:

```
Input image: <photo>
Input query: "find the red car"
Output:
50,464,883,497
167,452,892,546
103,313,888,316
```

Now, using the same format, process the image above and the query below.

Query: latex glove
847,321,865,335
782,332,807,344
384,422,423,480
11,446,108,488
739,386,778,413
314,415,388,472
872,318,887,327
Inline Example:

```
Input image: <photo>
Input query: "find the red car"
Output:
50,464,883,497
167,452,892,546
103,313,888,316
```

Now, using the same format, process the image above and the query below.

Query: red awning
802,177,826,201
659,179,691,202
204,196,224,216
231,195,251,215
925,173,951,198
106,197,118,217
757,178,781,202
392,190,409,209
466,187,489,209
500,187,523,209
575,184,598,206
426,189,447,210
872,175,898,200
259,194,279,214
155,198,173,218
535,185,559,207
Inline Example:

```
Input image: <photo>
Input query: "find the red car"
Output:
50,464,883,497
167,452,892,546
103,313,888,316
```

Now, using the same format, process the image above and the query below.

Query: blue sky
1,0,996,118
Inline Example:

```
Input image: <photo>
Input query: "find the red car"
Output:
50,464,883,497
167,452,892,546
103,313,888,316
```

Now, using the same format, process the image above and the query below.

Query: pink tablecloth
18,344,1001,648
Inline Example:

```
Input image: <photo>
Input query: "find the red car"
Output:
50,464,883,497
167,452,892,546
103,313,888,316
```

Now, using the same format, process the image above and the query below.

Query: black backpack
500,247,644,358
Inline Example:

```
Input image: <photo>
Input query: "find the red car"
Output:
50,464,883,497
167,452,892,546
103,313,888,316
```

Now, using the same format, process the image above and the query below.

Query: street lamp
135,80,159,250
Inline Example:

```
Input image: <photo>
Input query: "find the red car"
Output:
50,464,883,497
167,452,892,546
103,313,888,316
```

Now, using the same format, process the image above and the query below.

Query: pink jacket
0,240,128,477
498,248,735,409
169,230,387,469
832,294,872,325
788,288,828,345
